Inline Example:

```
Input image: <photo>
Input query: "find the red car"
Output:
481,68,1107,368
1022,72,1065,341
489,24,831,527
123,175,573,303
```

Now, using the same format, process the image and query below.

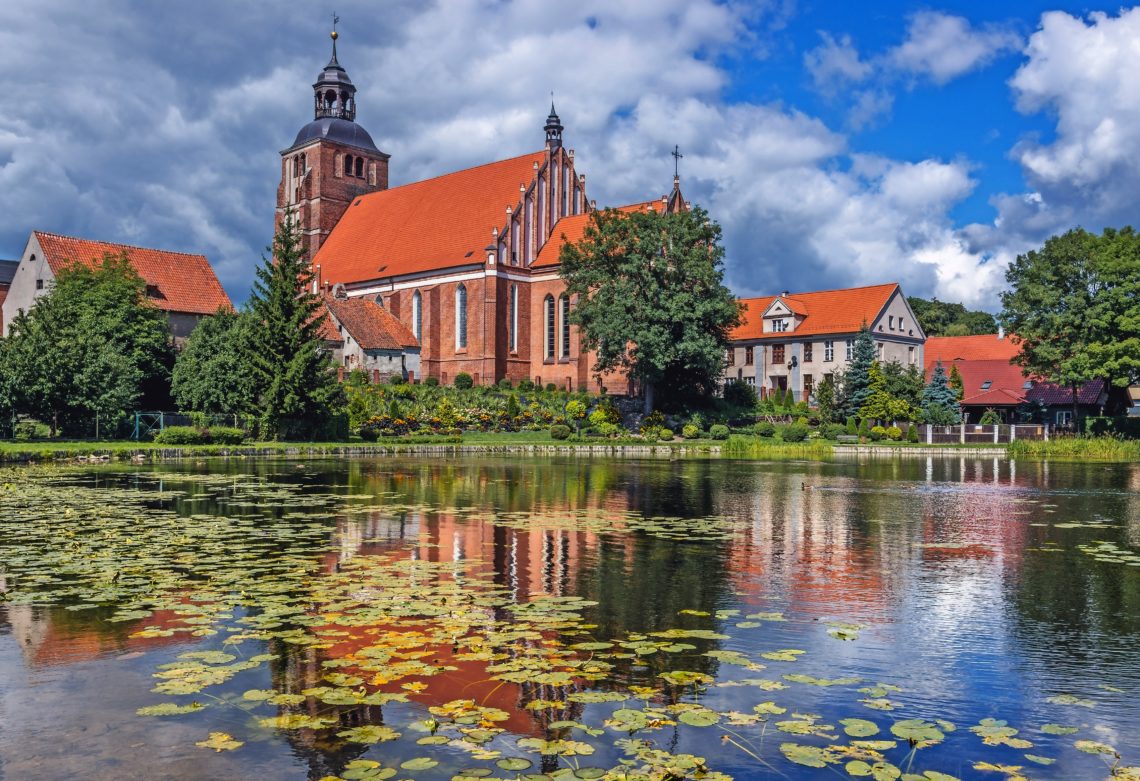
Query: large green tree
1085,227,1140,390
2,253,172,435
559,206,741,412
172,308,259,417
907,296,996,336
247,213,343,439
840,326,876,420
922,361,960,424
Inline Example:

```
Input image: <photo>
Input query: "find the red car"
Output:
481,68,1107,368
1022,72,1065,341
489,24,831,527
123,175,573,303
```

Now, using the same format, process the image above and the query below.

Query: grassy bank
1008,436,1140,461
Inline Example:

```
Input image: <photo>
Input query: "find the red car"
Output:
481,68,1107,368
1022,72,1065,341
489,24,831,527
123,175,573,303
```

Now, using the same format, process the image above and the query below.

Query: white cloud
804,32,872,94
889,11,1021,84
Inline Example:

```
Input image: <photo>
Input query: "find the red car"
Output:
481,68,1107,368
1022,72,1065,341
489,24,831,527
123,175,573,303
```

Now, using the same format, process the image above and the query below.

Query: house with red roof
280,31,683,391
726,283,926,402
320,290,421,382
2,231,231,343
923,334,1109,426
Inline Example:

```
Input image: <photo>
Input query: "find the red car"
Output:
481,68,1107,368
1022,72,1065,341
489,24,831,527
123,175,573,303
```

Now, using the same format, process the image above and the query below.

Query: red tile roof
931,356,1106,408
532,200,668,270
730,283,900,341
1029,379,1105,406
924,334,1019,370
324,296,418,350
33,231,231,315
314,152,547,284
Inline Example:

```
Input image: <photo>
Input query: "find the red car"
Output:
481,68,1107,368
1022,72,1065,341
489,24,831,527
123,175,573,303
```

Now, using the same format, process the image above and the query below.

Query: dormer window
981,381,992,390
1023,380,1033,390
772,318,788,332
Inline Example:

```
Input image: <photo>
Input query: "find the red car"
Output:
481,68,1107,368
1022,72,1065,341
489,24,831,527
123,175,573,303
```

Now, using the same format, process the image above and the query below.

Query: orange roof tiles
730,283,900,341
314,152,547,284
34,231,231,315
532,200,671,270
324,296,418,350
924,334,1019,370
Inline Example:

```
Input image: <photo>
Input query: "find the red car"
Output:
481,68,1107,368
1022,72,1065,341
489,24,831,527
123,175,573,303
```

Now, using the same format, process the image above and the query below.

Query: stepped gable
32,232,231,315
313,152,547,285
531,200,664,270
324,295,418,350
731,283,900,341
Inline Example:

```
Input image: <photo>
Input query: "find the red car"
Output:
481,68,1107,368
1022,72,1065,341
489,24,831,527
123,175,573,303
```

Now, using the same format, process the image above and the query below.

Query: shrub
154,426,208,445
506,394,521,419
517,379,535,392
858,419,871,438
208,426,245,445
782,422,809,442
639,410,666,434
682,424,700,439
357,427,380,442
550,424,571,440
823,423,845,440
687,412,706,431
908,423,920,443
846,417,858,436
424,376,439,387
796,416,809,426
658,428,674,441
588,408,609,428
979,408,1002,425
599,422,620,438
389,374,407,385
545,383,558,393
709,423,730,440
886,425,903,441
754,421,776,437
454,372,474,389
388,399,401,418
869,425,886,442
13,421,39,441
724,379,759,408
498,378,513,389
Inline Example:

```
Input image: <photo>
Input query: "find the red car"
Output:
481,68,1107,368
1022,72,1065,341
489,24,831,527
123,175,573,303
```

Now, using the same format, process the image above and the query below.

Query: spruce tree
247,213,343,439
948,363,965,401
842,326,876,419
922,361,961,425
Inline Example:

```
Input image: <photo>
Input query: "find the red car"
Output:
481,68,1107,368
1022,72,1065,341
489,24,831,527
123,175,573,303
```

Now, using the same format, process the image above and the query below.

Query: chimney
781,290,789,298
998,325,1005,340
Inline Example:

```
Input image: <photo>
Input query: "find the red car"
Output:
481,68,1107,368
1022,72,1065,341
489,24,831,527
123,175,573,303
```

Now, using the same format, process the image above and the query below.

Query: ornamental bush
858,419,871,438
754,421,776,437
154,426,208,445
869,425,886,441
886,425,903,441
599,422,621,438
908,423,920,443
846,416,858,436
550,424,571,440
709,424,730,440
389,374,407,385
682,424,700,439
823,423,846,440
658,428,674,441
517,379,535,392
506,394,521,419
723,379,758,408
424,376,439,387
454,372,474,389
782,422,809,442
545,383,558,392
497,378,513,389
208,426,245,445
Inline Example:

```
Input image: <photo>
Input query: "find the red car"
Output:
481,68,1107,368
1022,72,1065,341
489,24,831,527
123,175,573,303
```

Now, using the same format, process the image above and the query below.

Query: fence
921,424,1047,445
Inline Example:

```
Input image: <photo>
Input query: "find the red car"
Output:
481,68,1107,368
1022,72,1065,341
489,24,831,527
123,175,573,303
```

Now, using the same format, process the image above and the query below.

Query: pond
0,455,1138,781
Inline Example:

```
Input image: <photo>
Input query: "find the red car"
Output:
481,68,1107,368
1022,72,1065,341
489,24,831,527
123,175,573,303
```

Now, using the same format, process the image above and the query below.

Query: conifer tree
922,361,961,425
247,213,343,439
948,363,965,401
841,326,876,419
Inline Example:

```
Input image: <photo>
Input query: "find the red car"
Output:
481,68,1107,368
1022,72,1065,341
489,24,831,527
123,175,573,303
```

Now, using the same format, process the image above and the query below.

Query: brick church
277,30,685,391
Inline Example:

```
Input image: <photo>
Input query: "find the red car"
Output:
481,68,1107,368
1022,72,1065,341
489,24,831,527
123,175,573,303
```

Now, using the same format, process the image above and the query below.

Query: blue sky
1,1,1137,311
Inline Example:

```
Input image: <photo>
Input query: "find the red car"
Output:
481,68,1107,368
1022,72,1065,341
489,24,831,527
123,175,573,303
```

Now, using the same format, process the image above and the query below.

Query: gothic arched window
344,155,353,176
455,284,468,349
412,291,422,342
544,295,555,360
355,157,364,178
559,295,571,358
509,284,518,352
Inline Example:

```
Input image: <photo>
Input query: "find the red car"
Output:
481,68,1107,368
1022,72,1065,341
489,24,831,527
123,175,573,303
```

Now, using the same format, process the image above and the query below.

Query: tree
841,326,875,419
3,253,172,436
881,361,925,412
559,205,742,412
907,296,996,336
1085,227,1140,390
922,361,960,425
860,362,918,423
814,374,838,423
172,308,258,417
999,229,1101,424
247,213,343,439
948,364,965,401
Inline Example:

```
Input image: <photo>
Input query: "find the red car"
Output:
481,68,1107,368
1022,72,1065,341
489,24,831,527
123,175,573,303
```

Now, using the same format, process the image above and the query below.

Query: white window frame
824,340,834,362
845,339,855,361
412,290,422,341
455,284,468,349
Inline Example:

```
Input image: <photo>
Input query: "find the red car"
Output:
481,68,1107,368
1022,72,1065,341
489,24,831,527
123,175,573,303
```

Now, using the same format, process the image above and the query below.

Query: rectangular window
824,341,834,362
1056,410,1073,426
804,374,814,397
899,318,906,331
727,349,735,366
908,345,915,365
545,296,555,360
744,346,754,365
772,344,785,364
560,296,570,358
845,339,854,361
509,285,518,351
773,319,787,332
888,315,895,329
804,343,813,363
35,279,44,290
744,376,755,386
876,342,884,359
981,380,992,390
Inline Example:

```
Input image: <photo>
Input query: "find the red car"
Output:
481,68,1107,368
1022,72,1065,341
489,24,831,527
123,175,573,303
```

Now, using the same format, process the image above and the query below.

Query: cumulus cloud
889,11,1021,84
803,33,872,94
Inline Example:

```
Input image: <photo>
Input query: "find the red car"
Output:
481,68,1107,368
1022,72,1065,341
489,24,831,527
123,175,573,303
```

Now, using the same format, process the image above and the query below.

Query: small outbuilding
321,287,420,382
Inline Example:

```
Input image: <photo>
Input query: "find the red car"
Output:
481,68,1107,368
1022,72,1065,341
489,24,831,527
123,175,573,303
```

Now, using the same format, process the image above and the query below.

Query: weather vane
672,145,683,179
332,12,339,38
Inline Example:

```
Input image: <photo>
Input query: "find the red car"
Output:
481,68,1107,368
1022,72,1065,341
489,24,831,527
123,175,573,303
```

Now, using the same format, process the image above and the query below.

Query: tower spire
329,13,340,65
544,96,563,151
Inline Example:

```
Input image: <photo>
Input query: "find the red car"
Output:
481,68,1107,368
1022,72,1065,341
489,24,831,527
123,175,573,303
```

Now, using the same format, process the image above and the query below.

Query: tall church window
544,295,555,360
538,177,546,238
456,284,468,349
412,291,422,342
344,155,353,176
355,157,364,178
509,284,518,352
559,295,570,358
525,196,533,264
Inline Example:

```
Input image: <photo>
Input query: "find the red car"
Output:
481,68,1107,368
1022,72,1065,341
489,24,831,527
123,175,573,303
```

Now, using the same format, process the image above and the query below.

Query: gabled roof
531,199,681,270
324,296,418,351
32,232,231,315
1028,378,1105,406
0,260,18,286
731,283,900,341
314,152,547,284
924,334,1018,370
931,356,1106,409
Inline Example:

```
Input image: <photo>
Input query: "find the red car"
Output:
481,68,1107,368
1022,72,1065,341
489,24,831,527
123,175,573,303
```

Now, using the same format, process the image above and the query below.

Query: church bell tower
276,24,390,261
